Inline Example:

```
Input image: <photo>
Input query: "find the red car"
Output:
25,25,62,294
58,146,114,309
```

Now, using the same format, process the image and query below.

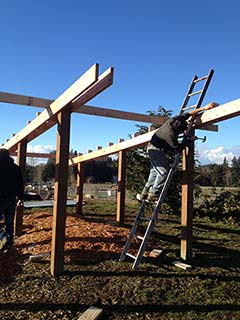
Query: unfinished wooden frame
1,67,240,275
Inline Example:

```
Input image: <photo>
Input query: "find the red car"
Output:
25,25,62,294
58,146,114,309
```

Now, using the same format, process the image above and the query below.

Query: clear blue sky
1,0,240,164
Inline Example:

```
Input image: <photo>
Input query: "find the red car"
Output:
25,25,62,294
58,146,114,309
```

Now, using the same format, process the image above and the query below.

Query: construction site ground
0,200,240,320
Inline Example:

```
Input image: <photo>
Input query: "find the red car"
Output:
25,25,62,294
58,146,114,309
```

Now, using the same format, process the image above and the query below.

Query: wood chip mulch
13,211,136,264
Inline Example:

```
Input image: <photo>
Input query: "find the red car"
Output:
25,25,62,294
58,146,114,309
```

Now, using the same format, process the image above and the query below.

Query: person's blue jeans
142,148,168,196
0,197,16,246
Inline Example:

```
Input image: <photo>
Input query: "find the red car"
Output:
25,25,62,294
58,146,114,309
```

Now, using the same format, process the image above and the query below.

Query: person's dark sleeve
177,136,192,152
165,131,179,150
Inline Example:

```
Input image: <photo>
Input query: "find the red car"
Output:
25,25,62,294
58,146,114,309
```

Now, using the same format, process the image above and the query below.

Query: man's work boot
147,193,159,202
136,192,148,201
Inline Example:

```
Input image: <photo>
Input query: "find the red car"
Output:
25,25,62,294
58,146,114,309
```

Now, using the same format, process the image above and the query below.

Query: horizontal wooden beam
2,65,114,153
196,98,240,126
69,130,154,165
12,151,56,159
0,90,218,131
69,102,235,165
0,91,52,107
0,90,167,124
2,64,99,152
77,104,168,124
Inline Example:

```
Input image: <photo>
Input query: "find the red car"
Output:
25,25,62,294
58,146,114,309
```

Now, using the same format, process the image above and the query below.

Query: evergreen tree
41,152,56,181
231,156,240,186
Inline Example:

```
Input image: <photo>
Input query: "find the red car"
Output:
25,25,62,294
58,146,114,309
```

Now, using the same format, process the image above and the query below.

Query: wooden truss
1,65,240,275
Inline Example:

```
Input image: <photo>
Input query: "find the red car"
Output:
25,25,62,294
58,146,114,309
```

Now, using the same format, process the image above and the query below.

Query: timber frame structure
1,63,240,276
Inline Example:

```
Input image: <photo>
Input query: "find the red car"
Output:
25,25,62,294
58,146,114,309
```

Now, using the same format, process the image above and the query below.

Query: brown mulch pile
13,211,136,265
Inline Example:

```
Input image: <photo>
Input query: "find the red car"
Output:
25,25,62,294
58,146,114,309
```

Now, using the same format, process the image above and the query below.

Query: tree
231,156,240,187
41,151,56,182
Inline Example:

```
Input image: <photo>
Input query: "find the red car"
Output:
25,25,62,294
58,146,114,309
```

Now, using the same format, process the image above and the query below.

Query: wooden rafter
0,91,218,131
196,98,240,126
2,65,114,153
69,130,154,165
68,100,239,165
2,64,99,152
12,152,56,159
0,91,52,107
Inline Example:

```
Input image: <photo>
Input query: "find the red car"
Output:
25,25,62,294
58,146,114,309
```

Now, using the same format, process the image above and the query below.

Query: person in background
140,102,219,202
0,148,24,252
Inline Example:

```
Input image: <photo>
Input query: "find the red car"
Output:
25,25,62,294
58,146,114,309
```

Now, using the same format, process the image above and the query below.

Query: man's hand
17,199,24,207
204,102,219,110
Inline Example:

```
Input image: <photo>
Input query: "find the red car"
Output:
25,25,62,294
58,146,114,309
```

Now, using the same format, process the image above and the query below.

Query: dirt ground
1,207,240,320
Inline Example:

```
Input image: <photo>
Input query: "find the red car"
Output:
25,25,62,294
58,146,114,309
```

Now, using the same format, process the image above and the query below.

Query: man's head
0,148,10,160
171,116,188,132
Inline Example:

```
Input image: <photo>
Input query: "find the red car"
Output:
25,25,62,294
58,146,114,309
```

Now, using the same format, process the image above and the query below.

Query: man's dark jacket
0,156,24,199
150,113,190,152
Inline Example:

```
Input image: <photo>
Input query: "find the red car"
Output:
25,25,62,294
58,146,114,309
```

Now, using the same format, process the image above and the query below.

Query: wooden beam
181,139,194,261
2,64,99,152
196,98,240,126
116,150,126,225
14,141,27,237
75,162,84,215
78,306,103,320
0,91,52,107
69,130,154,165
12,151,56,159
77,104,169,124
0,91,218,130
50,108,71,277
0,91,166,123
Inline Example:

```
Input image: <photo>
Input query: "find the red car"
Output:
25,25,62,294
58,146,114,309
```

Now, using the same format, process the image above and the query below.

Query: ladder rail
194,69,214,109
119,201,145,262
132,153,181,269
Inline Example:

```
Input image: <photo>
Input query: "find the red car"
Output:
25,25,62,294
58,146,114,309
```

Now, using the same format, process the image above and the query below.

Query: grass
0,199,240,319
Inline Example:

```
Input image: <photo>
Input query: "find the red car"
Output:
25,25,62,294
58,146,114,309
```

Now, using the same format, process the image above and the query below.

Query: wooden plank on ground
149,249,163,258
78,306,103,320
172,260,192,270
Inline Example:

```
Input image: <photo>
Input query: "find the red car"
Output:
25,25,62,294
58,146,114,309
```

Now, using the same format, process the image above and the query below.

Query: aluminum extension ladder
119,69,214,269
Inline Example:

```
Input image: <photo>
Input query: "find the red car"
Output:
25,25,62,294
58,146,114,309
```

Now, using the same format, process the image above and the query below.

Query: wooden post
50,108,71,276
75,162,84,215
116,150,126,225
14,141,26,236
180,140,194,261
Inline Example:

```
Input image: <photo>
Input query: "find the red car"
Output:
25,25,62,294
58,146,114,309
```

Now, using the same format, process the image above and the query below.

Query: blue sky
0,0,240,164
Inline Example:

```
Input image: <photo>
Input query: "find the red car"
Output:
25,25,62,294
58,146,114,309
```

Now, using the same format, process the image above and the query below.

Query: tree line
197,157,240,187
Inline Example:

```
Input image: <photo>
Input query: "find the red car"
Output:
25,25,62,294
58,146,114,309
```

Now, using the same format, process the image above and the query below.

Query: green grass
0,199,240,319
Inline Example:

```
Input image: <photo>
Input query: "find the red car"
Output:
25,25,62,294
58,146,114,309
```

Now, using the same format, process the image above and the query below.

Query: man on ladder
139,102,218,202
120,69,220,270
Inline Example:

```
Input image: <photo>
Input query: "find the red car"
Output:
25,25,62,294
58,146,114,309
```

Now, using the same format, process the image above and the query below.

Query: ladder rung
188,90,203,97
126,252,137,260
182,104,197,111
140,216,151,221
193,75,208,83
137,235,144,241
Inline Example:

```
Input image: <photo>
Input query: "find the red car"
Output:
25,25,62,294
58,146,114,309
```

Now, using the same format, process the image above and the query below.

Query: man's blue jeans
0,197,16,246
142,148,168,196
